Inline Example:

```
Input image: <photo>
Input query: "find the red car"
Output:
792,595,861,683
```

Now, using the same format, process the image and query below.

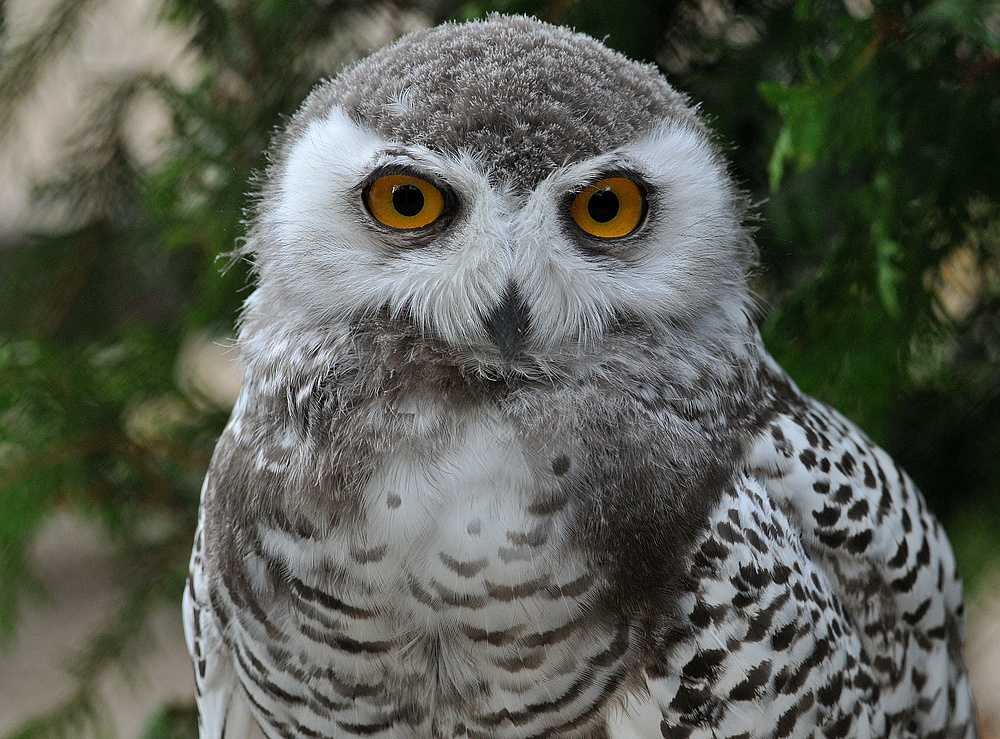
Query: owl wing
183,477,260,739
636,354,976,739
743,357,975,737
636,475,878,739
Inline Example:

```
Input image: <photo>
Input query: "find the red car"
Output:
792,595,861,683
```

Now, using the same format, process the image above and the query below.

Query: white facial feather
261,108,747,364
268,108,515,349
514,120,748,350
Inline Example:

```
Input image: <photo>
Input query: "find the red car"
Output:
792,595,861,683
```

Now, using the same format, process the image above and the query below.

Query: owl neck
219,292,769,618
235,289,763,405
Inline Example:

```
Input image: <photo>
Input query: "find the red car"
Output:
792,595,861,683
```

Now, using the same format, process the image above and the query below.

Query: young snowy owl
184,16,977,739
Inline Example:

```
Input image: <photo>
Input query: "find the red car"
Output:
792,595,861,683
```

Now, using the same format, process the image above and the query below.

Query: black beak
483,283,529,363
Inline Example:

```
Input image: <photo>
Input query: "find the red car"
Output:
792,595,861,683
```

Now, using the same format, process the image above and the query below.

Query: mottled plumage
184,16,976,739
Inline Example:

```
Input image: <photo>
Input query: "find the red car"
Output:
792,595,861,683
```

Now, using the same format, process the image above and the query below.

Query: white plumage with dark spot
183,16,977,739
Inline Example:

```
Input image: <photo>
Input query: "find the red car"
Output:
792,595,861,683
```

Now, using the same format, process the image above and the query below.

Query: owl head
240,16,754,374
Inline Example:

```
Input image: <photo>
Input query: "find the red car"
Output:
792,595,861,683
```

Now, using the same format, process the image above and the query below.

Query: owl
183,16,977,739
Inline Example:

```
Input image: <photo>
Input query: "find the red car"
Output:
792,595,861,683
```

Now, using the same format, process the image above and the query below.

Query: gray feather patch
290,15,701,191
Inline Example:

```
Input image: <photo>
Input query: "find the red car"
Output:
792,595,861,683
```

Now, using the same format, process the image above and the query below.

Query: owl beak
483,284,529,363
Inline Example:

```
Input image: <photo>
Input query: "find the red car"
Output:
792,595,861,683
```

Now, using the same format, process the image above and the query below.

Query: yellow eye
364,174,445,230
571,177,645,239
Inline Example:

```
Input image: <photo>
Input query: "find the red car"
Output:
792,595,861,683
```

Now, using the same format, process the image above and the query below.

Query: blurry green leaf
768,126,793,191
141,705,199,739
875,233,903,318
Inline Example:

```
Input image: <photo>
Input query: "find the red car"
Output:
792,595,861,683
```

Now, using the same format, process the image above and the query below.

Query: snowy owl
184,16,977,739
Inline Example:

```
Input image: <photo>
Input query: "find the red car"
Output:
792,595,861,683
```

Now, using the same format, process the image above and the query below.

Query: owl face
246,17,753,369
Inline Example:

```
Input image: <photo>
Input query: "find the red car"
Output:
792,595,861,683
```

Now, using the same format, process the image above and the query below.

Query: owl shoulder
743,358,975,735
746,361,965,635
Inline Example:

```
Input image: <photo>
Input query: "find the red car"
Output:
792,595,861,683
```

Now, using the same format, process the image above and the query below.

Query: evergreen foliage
0,0,997,735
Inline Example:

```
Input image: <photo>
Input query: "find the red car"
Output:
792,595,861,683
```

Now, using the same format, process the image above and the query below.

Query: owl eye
571,177,645,239
364,174,445,230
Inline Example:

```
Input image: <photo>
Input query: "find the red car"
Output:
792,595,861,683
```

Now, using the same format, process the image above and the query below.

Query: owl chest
353,410,585,619
239,411,633,737
317,409,596,635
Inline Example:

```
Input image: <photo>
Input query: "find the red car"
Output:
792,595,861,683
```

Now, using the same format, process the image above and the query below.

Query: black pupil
588,189,620,223
393,184,424,217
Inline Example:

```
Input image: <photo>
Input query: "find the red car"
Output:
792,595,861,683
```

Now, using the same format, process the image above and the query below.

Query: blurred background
0,0,998,736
